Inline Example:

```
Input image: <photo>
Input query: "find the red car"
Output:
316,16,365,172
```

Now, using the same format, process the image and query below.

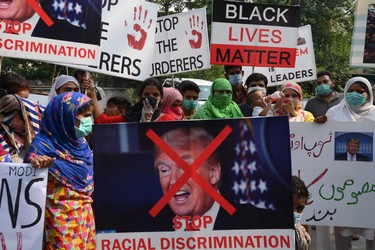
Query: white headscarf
48,75,80,101
326,77,375,121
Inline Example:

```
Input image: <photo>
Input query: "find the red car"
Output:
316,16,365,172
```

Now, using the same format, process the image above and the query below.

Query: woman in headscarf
193,78,243,119
48,75,80,101
161,87,186,120
315,76,375,250
275,82,314,122
25,92,96,249
125,77,174,122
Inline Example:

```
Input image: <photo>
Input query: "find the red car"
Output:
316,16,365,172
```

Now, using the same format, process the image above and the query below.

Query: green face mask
75,116,93,138
212,92,232,109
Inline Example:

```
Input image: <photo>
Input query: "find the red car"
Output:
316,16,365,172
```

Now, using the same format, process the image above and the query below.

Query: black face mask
124,96,162,122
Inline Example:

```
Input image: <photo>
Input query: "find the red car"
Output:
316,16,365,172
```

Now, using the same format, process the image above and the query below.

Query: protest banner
149,8,210,77
290,122,375,229
254,25,317,86
350,0,375,67
0,163,48,249
0,0,101,66
93,117,294,250
210,0,300,68
68,0,158,81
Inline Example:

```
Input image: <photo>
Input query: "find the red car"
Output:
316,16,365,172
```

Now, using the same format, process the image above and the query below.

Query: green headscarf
194,78,243,119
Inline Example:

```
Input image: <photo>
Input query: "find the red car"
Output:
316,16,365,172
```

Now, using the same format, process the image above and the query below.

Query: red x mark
147,125,236,218
26,0,54,27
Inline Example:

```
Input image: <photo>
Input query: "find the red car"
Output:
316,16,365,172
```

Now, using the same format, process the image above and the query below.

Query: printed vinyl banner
93,117,294,250
350,0,375,67
70,0,159,81
0,0,102,66
210,0,300,67
254,25,317,86
290,122,375,229
150,8,211,77
0,163,48,250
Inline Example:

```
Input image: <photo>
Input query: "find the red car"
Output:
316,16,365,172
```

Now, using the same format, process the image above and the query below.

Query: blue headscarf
25,92,94,194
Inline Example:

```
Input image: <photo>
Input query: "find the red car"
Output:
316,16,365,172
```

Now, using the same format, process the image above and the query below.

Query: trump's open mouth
173,190,190,204
0,0,13,8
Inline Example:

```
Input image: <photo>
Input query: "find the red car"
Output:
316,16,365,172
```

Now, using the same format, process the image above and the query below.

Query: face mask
183,99,198,111
346,92,366,107
75,116,93,138
213,92,232,109
294,212,303,225
229,74,242,85
316,83,332,96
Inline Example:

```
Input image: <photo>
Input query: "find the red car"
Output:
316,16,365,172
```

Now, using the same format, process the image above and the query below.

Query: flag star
239,180,247,194
231,161,240,175
58,0,65,11
68,2,73,11
247,161,257,174
75,3,83,15
250,180,257,191
235,143,240,155
256,200,267,209
239,199,248,204
52,0,59,11
249,140,256,154
71,18,80,27
232,181,239,195
258,179,267,193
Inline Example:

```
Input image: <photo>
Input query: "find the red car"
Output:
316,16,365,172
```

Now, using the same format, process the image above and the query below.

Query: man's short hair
0,72,30,94
224,65,242,74
347,137,360,145
107,96,132,111
245,73,268,87
292,176,309,199
155,127,221,167
316,70,333,81
179,80,201,96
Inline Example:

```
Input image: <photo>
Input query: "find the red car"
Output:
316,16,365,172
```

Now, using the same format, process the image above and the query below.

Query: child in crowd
246,87,279,117
95,96,131,124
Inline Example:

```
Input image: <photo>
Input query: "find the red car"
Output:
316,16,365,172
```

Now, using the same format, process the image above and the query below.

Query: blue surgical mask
183,99,198,111
294,212,303,225
75,116,93,138
346,92,366,107
315,83,332,96
229,74,242,85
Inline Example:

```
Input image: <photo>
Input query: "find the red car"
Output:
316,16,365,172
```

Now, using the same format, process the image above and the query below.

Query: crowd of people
0,66,373,250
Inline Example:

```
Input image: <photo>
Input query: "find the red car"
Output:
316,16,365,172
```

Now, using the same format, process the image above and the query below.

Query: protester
0,72,30,98
305,70,343,117
224,65,246,104
292,176,311,250
24,92,96,249
161,87,186,120
125,77,173,122
179,80,200,119
74,70,106,102
275,82,314,122
193,78,243,119
239,73,269,116
315,76,375,250
48,75,80,101
95,96,131,124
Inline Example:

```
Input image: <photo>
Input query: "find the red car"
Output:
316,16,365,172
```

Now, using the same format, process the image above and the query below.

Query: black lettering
216,48,231,63
101,22,109,41
279,51,291,65
22,178,44,229
0,178,22,228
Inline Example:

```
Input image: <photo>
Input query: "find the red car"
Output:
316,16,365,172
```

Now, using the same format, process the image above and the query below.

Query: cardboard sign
290,122,375,228
210,0,300,68
0,0,101,65
150,8,211,77
0,163,48,249
254,25,317,86
93,117,294,249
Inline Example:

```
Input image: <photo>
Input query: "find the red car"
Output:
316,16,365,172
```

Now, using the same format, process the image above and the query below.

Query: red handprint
185,14,204,49
124,5,153,51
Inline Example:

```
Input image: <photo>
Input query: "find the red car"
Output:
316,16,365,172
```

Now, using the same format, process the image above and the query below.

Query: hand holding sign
185,14,203,49
125,5,153,51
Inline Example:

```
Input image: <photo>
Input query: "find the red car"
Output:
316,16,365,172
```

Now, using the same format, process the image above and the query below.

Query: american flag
49,0,92,29
230,120,275,210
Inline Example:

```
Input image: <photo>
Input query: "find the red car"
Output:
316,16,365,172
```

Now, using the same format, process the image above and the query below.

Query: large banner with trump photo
93,117,294,250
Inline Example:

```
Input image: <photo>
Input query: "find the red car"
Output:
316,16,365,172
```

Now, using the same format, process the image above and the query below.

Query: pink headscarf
161,88,185,120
